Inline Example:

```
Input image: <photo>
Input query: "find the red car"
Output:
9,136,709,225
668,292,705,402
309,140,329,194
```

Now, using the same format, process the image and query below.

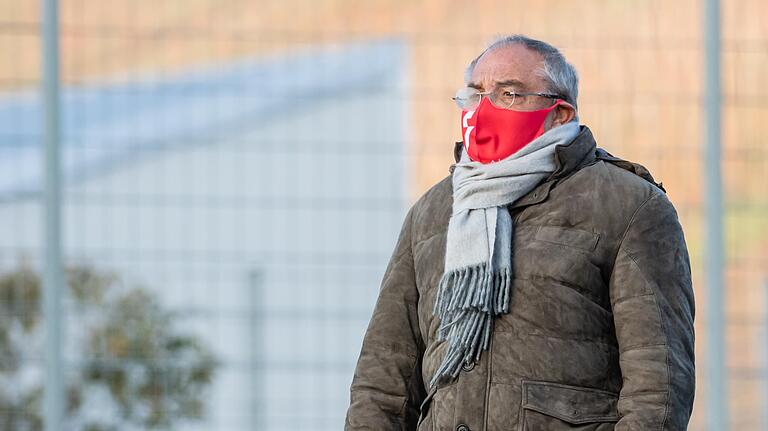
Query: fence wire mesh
0,1,766,430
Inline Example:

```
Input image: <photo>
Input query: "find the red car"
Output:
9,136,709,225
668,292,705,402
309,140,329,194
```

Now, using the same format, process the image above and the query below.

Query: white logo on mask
462,110,476,151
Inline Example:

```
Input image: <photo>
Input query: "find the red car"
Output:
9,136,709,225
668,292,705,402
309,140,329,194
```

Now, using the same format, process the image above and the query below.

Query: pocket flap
534,225,600,251
522,380,619,424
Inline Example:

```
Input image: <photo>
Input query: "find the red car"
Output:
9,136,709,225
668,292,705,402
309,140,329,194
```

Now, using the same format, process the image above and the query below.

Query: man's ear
550,101,576,127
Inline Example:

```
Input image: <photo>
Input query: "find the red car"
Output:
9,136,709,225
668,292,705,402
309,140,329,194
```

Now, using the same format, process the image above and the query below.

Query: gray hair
464,34,579,109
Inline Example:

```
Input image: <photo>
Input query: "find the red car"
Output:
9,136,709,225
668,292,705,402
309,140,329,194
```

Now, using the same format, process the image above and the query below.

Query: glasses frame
452,87,561,111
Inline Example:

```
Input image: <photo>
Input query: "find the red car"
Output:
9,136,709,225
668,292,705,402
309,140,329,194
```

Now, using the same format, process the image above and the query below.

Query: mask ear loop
549,99,564,109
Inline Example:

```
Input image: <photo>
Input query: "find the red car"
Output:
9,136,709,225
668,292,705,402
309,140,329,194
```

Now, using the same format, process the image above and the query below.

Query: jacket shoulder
572,149,667,203
593,147,666,193
558,154,675,232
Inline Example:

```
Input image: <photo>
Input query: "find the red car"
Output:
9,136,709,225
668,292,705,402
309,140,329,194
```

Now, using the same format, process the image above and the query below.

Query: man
345,34,695,430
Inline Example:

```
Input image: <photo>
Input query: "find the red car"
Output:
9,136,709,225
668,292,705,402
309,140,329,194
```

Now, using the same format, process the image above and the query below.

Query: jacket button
461,361,475,372
456,424,470,431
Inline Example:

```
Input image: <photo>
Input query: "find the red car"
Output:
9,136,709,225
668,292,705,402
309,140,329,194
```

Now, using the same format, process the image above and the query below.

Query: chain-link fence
0,1,766,430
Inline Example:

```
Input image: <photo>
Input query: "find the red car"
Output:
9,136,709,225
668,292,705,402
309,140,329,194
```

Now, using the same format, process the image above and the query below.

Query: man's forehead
469,44,545,88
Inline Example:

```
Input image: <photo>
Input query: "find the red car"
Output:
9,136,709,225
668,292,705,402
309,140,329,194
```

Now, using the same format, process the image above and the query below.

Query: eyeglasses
452,86,561,110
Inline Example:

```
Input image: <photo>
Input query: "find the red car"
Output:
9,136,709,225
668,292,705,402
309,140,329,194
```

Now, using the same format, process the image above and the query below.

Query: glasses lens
493,90,517,109
454,87,480,110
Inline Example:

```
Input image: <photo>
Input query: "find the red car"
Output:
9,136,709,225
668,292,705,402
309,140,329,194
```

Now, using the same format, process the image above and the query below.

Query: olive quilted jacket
345,126,695,431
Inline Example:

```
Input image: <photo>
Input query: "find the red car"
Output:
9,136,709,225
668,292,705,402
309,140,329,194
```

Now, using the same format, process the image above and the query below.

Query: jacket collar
544,124,598,181
449,125,598,209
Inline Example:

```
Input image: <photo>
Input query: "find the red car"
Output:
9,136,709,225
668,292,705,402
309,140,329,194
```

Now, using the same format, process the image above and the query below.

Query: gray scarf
430,121,581,388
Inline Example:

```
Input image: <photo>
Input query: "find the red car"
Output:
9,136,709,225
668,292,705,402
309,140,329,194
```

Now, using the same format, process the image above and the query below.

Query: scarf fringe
429,263,511,388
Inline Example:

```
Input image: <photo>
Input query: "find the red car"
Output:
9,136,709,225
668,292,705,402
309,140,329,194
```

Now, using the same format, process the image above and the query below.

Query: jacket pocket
519,380,619,431
518,225,607,309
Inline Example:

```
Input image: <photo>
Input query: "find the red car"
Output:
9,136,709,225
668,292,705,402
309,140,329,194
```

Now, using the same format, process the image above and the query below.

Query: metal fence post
41,0,64,429
704,0,726,429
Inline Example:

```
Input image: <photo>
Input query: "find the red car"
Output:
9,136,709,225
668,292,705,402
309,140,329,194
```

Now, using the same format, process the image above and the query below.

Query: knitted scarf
430,121,581,388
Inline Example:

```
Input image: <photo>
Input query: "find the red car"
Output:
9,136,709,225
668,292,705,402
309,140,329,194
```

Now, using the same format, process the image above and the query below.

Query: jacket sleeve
609,192,696,430
345,205,427,430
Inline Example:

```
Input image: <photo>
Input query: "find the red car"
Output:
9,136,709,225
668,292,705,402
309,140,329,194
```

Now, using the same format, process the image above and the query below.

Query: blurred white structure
0,39,408,430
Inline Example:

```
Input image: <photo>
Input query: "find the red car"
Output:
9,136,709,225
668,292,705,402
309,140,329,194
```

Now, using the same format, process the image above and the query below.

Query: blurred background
0,0,765,430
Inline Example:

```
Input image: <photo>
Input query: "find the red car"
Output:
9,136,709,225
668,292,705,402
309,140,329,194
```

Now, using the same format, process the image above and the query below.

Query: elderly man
345,34,695,430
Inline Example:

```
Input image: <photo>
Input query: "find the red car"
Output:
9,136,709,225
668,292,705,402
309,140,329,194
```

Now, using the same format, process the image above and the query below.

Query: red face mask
461,98,563,164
